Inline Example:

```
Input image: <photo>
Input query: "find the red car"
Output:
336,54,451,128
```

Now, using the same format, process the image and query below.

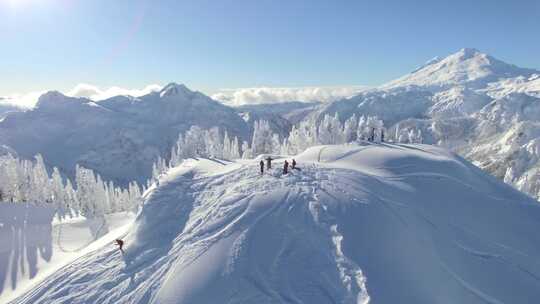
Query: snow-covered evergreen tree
343,114,358,143
251,120,280,156
0,153,142,217
241,141,252,159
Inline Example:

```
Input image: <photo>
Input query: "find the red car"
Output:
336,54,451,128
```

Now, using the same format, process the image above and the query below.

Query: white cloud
1,84,368,109
67,83,163,101
0,91,46,108
211,86,368,106
1,84,163,108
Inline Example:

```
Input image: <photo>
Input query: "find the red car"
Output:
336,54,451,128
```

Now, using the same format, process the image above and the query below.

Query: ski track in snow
10,143,540,304
11,160,372,304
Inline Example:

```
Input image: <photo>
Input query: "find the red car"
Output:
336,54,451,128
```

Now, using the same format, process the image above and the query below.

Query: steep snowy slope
0,84,249,184
12,143,540,304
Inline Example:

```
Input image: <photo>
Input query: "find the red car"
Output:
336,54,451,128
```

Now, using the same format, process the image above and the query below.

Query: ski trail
330,224,370,304
307,165,370,304
12,144,540,304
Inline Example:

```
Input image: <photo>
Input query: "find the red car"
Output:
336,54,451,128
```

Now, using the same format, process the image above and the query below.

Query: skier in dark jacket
266,156,273,169
283,160,289,175
292,159,296,169
259,160,264,175
116,239,124,254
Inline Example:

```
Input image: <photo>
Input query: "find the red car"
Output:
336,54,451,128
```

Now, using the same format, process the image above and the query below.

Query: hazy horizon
1,0,539,98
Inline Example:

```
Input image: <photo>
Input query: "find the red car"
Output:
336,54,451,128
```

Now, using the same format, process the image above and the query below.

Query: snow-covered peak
159,82,193,98
35,91,86,109
384,48,538,91
37,90,67,102
456,47,482,59
0,82,250,185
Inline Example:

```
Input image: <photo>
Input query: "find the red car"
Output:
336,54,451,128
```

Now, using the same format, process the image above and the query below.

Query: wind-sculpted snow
12,143,540,304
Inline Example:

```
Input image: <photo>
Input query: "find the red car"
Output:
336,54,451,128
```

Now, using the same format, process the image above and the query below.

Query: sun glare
7,0,24,8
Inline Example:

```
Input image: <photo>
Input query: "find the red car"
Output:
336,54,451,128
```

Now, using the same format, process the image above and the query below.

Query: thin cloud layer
67,84,162,101
211,86,367,106
1,84,163,108
1,84,367,109
0,91,46,109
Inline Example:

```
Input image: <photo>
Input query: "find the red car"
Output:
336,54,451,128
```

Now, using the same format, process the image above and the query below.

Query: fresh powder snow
0,205,135,304
9,142,540,304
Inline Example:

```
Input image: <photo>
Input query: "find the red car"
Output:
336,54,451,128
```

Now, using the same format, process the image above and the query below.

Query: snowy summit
11,143,540,304
159,83,194,99
384,48,538,90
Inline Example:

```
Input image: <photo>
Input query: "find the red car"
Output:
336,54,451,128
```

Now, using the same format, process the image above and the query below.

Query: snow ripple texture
12,143,540,304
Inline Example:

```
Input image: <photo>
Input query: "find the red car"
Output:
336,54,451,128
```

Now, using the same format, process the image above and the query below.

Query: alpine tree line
150,113,424,181
1,112,424,217
0,154,142,218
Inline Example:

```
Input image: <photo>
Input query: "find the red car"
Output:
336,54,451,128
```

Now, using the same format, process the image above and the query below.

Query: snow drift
11,143,540,304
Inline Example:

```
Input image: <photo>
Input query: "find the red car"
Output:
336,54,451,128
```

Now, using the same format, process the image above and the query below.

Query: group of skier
259,156,297,175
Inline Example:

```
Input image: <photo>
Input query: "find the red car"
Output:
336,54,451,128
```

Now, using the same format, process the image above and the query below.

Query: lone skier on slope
266,156,273,169
116,239,125,254
260,160,264,175
283,160,289,175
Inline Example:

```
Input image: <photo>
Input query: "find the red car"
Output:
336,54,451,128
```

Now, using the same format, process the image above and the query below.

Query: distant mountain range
2,48,540,199
0,84,249,184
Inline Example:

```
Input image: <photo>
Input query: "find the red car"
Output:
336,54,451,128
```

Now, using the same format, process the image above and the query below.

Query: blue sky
1,0,539,96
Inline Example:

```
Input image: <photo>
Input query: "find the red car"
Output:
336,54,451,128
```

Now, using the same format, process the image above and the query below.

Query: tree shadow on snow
0,203,55,295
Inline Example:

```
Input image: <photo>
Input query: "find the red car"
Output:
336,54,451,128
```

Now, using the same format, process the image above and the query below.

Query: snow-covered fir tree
0,154,142,219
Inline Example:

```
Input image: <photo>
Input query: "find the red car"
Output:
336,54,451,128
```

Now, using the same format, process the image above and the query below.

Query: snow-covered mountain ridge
384,48,538,91
313,48,540,199
0,83,249,185
12,143,540,303
2,49,540,200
